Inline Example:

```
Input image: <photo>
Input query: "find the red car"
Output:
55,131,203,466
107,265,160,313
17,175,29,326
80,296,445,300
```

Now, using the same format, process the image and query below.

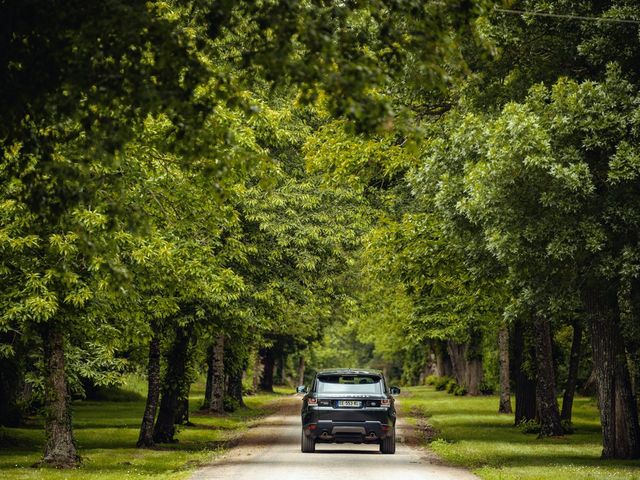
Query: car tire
301,430,315,453
380,426,396,454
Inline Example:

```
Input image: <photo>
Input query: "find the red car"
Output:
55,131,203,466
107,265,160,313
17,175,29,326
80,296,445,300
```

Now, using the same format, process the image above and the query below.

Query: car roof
316,368,382,376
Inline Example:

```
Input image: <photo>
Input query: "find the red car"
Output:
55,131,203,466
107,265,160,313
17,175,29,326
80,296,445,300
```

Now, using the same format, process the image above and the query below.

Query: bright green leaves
609,141,640,184
48,233,79,259
305,120,411,188
458,73,634,269
238,175,367,344
418,64,640,327
72,209,109,233
2,273,59,324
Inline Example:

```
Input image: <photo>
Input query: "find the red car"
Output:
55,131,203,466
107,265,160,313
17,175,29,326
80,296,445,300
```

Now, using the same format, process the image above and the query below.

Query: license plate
338,400,361,407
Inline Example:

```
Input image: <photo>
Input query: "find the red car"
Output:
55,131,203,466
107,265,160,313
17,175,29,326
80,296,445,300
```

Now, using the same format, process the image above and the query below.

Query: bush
428,376,468,396
446,379,459,394
425,375,439,386
479,380,495,395
431,376,453,391
453,385,467,396
517,419,574,435
518,419,541,434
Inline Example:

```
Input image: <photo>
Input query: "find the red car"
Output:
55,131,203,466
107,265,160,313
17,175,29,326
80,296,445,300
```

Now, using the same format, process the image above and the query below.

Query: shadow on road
313,449,380,455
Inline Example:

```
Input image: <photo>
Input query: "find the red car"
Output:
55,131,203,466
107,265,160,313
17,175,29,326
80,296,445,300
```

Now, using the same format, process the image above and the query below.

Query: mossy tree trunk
175,394,190,425
584,284,640,459
42,323,79,468
533,316,563,437
560,320,583,422
464,339,484,396
137,332,161,447
153,325,191,443
227,369,246,409
209,334,225,414
626,278,640,399
259,347,275,392
433,340,453,377
498,325,512,414
252,353,262,393
513,320,537,425
447,338,483,396
223,336,246,410
202,345,213,409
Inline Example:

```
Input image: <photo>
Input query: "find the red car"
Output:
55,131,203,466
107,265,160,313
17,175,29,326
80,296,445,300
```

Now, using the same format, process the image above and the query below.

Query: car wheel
301,429,315,453
380,426,396,454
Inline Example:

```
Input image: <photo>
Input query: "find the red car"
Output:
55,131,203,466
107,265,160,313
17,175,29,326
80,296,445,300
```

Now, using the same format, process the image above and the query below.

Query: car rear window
316,375,383,394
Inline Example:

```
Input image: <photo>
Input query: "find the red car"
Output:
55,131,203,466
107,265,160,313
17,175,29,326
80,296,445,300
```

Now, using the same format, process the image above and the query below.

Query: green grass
0,380,289,480
401,386,640,480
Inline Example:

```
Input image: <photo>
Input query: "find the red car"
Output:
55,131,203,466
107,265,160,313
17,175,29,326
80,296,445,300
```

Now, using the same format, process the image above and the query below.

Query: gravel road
191,396,478,480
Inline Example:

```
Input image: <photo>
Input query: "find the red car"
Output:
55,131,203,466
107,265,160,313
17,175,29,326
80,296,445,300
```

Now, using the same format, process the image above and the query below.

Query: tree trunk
279,353,287,385
175,392,190,425
533,316,563,437
560,320,583,422
297,356,305,386
628,352,639,399
419,354,432,385
252,353,262,393
446,341,465,384
433,340,453,377
584,284,640,459
137,333,161,448
153,326,191,443
209,334,225,414
513,320,537,425
202,345,213,409
227,368,246,408
447,339,483,395
41,323,79,467
223,335,246,410
259,348,275,392
465,356,483,396
498,325,512,414
628,278,640,398
465,337,483,396
581,367,597,396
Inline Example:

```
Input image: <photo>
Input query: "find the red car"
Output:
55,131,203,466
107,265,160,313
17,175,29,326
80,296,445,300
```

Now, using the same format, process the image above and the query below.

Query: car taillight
308,397,318,405
381,399,391,407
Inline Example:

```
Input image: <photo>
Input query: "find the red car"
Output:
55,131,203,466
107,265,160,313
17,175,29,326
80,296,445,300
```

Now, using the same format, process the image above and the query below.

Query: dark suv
297,369,401,454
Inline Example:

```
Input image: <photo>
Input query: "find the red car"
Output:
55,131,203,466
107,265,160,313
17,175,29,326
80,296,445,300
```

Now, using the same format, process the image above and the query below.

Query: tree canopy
2,0,640,468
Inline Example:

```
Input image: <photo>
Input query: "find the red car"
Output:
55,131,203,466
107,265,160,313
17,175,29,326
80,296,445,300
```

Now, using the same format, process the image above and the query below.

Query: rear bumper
302,407,396,443
304,420,391,443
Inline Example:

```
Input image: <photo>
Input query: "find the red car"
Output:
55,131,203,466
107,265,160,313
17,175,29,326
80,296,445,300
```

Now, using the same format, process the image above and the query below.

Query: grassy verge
401,386,640,480
0,379,289,480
